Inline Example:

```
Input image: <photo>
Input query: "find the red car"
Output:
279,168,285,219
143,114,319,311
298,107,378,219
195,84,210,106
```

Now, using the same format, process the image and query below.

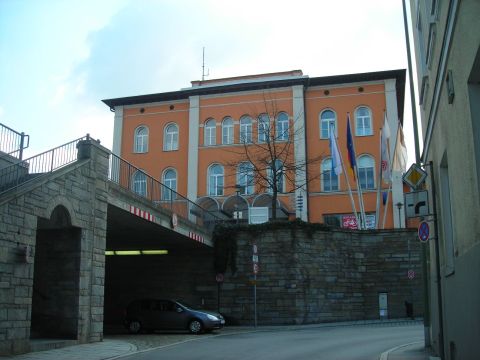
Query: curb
379,340,423,360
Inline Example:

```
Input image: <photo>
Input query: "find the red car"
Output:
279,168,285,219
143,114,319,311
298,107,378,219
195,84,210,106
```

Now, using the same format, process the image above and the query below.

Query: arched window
258,114,269,143
276,112,289,141
204,119,216,146
237,162,254,195
239,115,252,143
267,159,285,193
134,126,148,153
222,117,234,145
358,155,375,189
208,164,224,196
355,106,373,136
133,170,147,196
163,123,179,151
321,158,339,192
320,110,336,139
162,168,177,200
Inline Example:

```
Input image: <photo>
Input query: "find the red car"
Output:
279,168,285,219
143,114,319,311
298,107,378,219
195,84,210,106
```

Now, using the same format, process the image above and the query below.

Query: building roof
102,69,406,123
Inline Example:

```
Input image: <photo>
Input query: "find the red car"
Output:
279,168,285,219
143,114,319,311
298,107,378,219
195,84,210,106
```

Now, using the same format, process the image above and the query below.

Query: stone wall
0,140,109,355
218,225,423,325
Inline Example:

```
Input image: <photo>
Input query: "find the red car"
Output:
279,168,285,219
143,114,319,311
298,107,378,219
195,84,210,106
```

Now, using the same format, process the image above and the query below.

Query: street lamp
396,202,403,228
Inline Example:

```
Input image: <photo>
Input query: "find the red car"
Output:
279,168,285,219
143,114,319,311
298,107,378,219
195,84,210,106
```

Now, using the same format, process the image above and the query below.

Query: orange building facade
103,69,407,229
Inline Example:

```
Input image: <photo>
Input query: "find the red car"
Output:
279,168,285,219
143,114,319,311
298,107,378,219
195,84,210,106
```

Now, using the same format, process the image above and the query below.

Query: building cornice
103,69,406,122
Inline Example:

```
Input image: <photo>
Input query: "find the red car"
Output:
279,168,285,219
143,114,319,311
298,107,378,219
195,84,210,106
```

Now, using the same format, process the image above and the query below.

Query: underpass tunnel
32,205,81,340
104,205,217,332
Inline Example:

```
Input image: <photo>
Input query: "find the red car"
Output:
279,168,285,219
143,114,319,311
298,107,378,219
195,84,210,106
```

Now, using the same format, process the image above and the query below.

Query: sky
0,0,421,164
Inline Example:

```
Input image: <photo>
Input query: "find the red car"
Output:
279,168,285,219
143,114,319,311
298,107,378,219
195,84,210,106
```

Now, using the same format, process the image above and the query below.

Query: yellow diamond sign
403,164,427,189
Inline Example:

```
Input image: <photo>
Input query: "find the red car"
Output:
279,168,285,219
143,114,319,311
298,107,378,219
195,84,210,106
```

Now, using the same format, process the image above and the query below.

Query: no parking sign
418,221,430,242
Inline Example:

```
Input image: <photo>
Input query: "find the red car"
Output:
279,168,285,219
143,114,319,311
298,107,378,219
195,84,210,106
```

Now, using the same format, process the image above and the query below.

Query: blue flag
346,114,356,179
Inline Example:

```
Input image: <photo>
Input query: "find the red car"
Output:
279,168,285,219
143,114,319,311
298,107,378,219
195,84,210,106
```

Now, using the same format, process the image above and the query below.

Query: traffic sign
407,270,415,280
418,221,430,242
405,190,429,218
215,273,224,283
403,164,427,189
253,263,259,274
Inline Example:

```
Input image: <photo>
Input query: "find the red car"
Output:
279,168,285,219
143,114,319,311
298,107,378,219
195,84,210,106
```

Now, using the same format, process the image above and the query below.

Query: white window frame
355,106,373,136
358,155,375,190
321,158,339,192
239,115,252,143
320,110,337,139
222,117,234,145
204,119,216,146
134,126,149,153
237,162,254,195
162,168,177,200
133,170,147,196
258,114,269,143
276,112,289,141
163,123,179,151
208,164,224,196
267,159,285,194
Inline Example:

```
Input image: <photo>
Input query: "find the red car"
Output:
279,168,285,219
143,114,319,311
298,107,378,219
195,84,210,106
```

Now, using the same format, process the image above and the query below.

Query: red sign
342,215,358,229
252,243,259,274
418,221,430,242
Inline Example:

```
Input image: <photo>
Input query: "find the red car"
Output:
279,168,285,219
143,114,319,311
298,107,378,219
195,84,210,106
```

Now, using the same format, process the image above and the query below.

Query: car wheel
128,320,142,334
188,319,203,334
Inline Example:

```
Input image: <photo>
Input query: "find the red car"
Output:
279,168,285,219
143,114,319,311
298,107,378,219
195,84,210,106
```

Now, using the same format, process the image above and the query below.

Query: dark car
124,299,225,334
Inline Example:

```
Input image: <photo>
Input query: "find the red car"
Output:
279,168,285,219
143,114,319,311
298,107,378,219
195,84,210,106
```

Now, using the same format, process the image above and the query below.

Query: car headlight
207,314,219,321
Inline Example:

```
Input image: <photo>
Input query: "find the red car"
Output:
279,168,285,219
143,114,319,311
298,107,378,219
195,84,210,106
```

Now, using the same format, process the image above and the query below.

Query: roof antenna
202,47,209,81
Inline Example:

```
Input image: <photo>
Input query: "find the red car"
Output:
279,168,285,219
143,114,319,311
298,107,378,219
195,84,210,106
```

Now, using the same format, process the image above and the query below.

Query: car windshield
175,300,197,310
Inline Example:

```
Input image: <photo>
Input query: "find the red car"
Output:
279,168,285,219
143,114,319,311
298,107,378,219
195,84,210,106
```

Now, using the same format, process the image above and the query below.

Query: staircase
0,135,88,197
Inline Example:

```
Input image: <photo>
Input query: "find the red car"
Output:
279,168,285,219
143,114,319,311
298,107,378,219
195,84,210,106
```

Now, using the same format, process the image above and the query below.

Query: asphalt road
119,323,423,360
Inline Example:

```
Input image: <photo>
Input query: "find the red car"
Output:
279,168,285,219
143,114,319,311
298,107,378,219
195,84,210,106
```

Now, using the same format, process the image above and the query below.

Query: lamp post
396,202,403,228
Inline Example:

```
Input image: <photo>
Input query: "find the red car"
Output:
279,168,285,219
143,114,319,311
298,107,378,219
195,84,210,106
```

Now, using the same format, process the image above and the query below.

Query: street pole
402,0,431,347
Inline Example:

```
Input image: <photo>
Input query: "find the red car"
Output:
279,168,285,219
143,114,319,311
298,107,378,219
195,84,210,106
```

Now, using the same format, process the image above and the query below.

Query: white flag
329,126,343,176
381,114,391,182
392,122,408,172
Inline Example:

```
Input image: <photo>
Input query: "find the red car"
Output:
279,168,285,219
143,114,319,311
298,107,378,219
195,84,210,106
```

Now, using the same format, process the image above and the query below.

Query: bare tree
225,95,324,220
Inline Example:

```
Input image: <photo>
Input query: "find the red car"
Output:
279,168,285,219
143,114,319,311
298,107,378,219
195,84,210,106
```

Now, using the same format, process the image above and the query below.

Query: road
120,323,423,360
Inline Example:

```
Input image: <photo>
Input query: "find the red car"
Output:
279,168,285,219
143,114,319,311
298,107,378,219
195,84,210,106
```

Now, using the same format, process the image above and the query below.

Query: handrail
0,122,30,160
0,135,89,195
108,153,224,232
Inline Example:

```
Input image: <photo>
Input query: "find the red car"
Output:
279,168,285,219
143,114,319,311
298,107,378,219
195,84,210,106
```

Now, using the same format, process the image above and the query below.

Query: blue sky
0,0,419,161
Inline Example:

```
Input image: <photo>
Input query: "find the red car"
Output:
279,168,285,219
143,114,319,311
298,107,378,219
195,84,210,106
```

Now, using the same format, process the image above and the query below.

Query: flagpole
348,113,366,230
336,136,360,228
330,123,360,228
375,128,383,229
382,119,400,229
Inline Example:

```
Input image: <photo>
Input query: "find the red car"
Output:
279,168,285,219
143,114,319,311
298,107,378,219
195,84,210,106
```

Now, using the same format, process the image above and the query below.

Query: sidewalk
380,341,440,360
1,319,426,360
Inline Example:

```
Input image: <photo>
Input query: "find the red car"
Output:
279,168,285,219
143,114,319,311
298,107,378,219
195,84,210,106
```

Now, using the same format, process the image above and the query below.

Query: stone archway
31,205,81,339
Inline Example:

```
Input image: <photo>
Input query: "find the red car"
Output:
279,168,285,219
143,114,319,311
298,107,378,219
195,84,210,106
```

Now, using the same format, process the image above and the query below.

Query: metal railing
108,154,224,231
0,123,30,160
0,135,88,195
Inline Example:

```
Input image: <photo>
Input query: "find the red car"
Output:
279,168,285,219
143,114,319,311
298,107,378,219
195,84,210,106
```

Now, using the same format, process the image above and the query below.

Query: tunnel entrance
31,205,81,339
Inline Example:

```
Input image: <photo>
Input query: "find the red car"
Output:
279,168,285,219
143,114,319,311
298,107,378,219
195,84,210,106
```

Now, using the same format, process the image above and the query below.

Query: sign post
215,273,224,312
252,243,258,328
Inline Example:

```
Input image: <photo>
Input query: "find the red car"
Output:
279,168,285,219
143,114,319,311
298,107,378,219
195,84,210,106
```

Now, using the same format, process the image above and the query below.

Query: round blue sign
418,221,430,242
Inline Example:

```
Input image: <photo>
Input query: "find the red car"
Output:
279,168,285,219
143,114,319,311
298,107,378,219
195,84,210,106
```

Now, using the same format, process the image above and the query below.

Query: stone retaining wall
218,225,423,325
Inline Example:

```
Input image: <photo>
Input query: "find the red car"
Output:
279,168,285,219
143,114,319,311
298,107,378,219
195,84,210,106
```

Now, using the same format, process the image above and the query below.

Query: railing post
50,148,55,172
19,132,25,161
